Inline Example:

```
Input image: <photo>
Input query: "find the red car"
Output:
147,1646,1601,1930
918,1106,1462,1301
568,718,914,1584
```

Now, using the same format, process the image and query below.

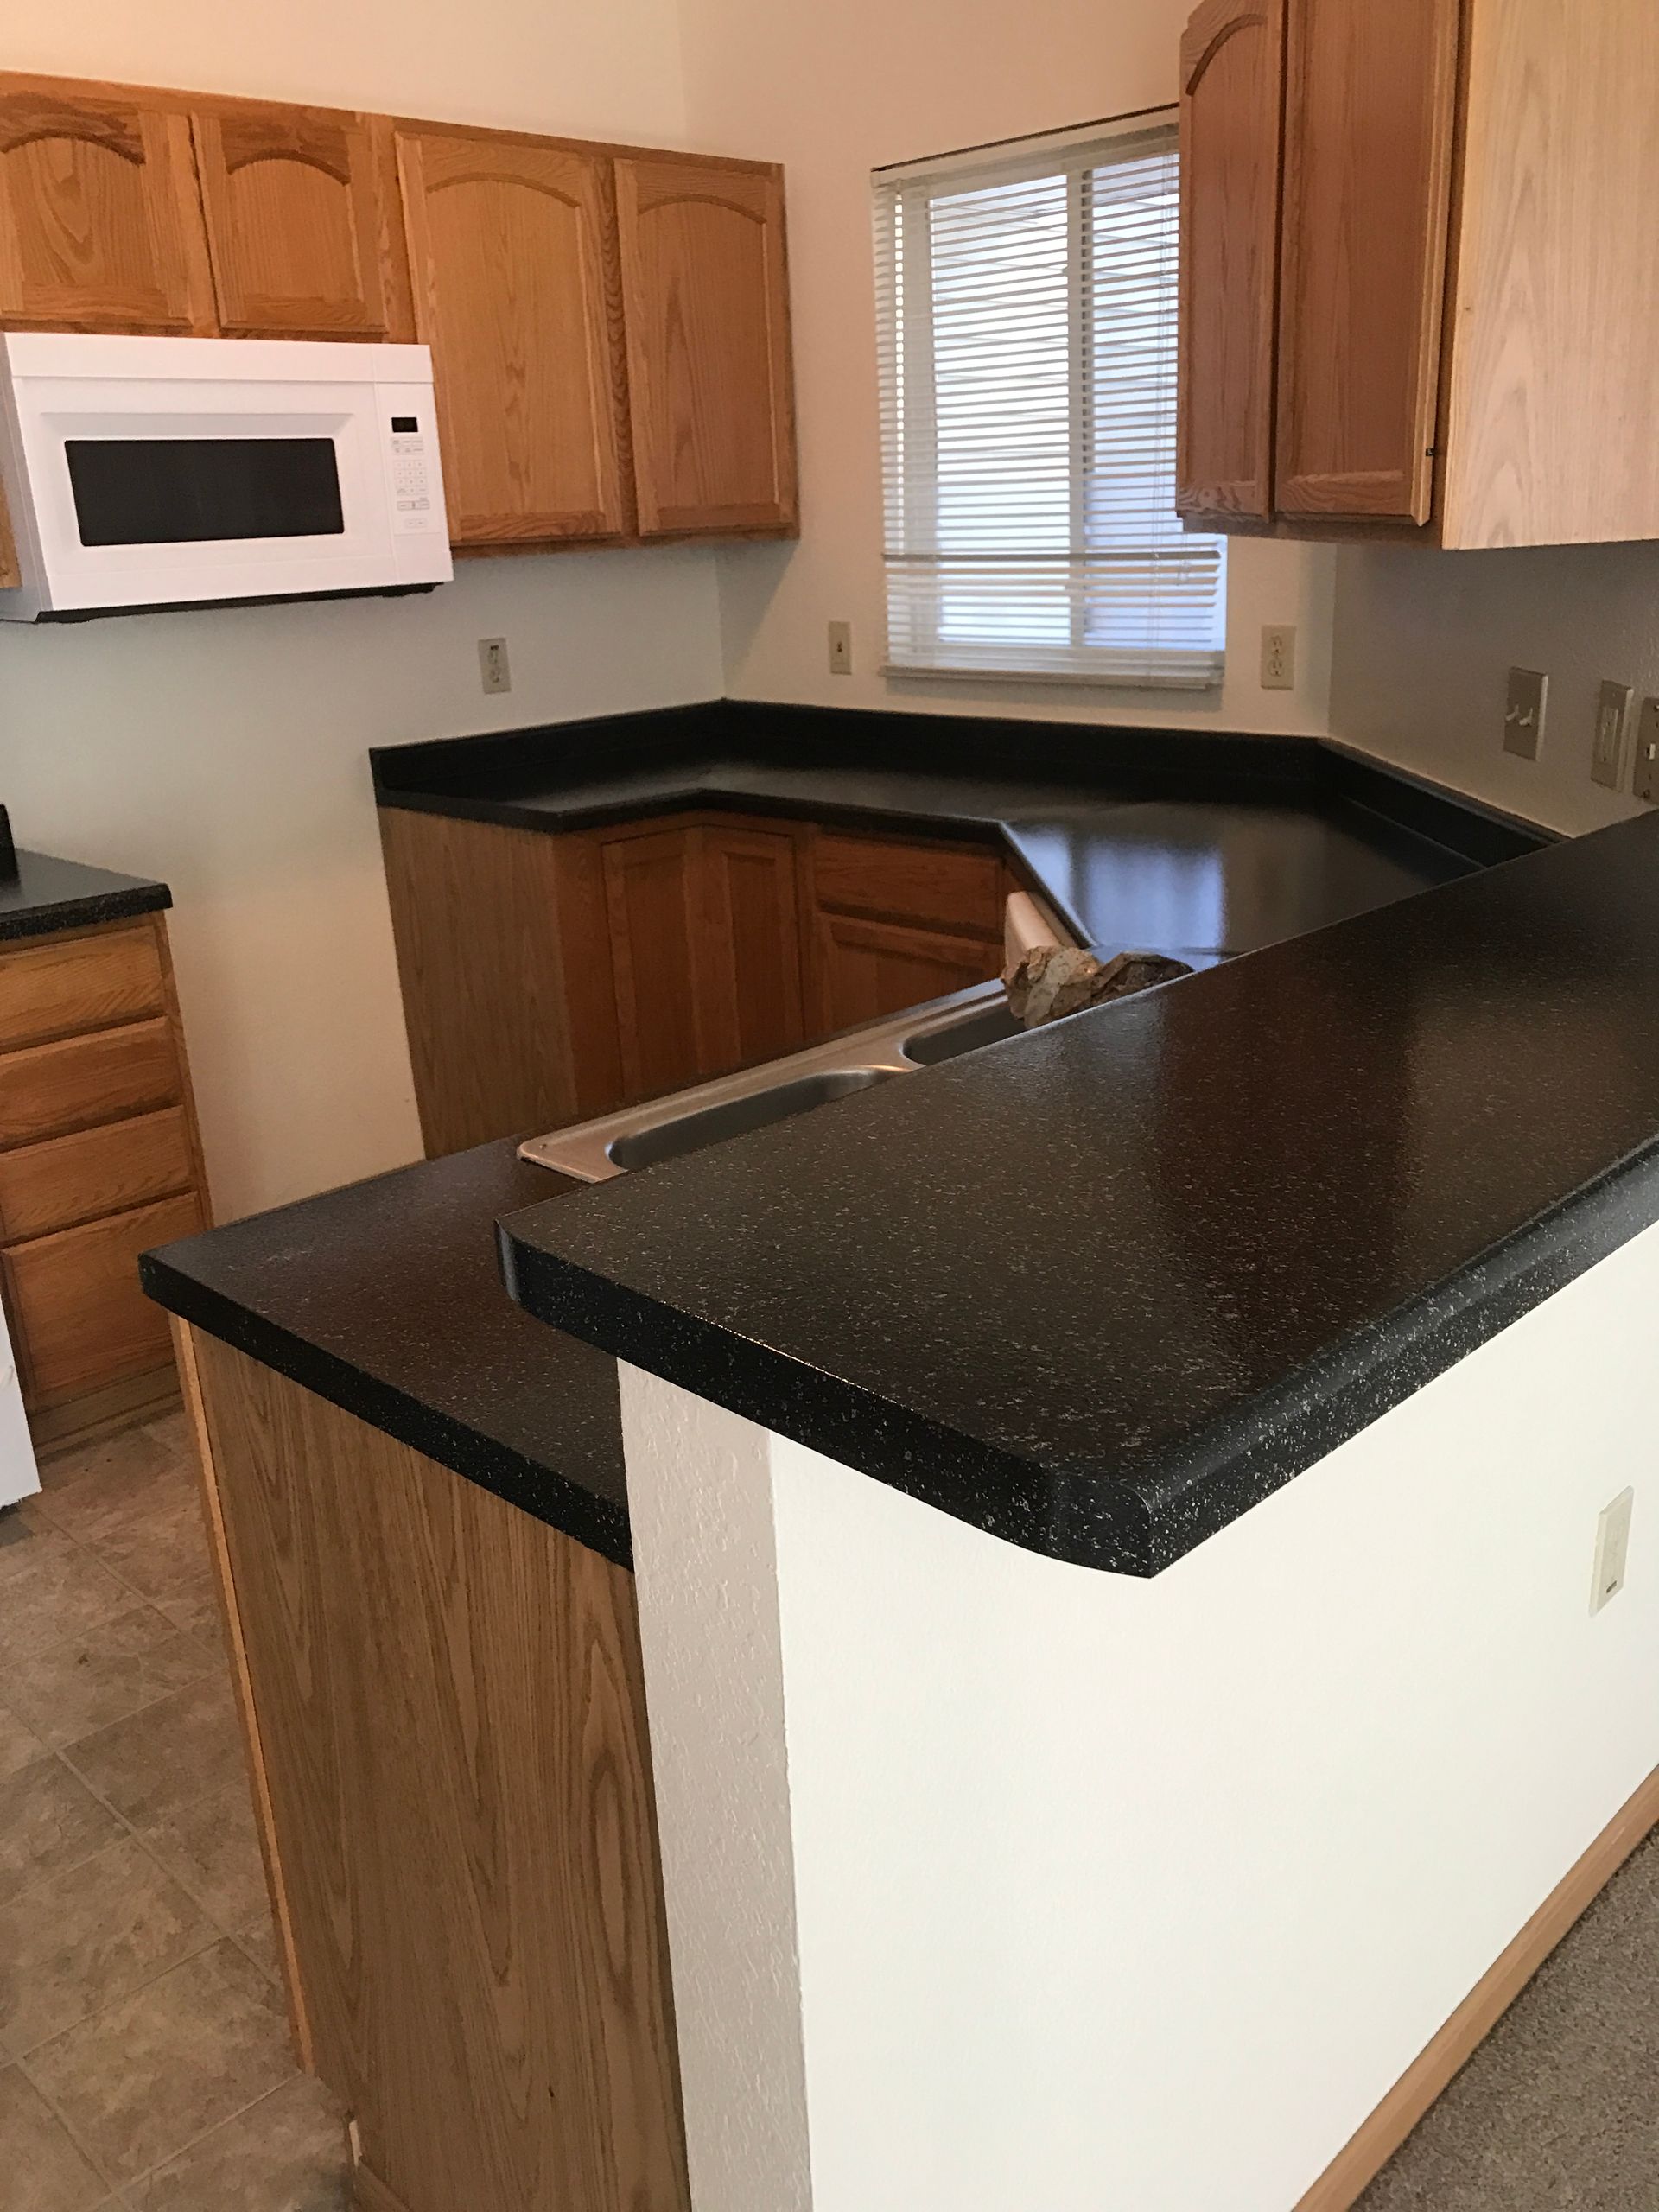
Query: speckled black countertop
0,848,169,941
501,808,1659,1575
143,702,1554,1576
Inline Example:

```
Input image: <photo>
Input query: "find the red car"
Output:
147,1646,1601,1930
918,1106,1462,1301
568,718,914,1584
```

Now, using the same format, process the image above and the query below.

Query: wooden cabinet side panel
1274,0,1460,521
396,127,631,546
0,474,19,592
616,157,798,537
0,73,215,333
378,808,597,1157
190,1336,690,2212
1177,0,1286,518
1442,0,1659,548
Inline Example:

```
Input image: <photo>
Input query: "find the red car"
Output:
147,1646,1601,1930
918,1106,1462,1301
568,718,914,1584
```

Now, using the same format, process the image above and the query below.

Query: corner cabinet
1179,0,1659,549
616,158,797,537
0,69,799,553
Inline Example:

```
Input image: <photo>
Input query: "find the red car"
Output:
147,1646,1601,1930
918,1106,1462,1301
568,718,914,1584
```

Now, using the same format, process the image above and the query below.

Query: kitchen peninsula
140,701,1646,2212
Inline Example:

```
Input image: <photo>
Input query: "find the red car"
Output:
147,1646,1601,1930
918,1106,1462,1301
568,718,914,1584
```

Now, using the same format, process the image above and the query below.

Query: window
873,116,1225,689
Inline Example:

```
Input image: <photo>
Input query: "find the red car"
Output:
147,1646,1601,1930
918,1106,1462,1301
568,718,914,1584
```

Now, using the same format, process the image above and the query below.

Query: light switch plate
1592,1487,1635,1614
1592,681,1633,791
1636,699,1659,804
1503,667,1548,760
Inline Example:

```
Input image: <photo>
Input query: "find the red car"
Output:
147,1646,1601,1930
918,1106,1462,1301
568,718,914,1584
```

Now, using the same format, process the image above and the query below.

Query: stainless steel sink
520,979,1014,1182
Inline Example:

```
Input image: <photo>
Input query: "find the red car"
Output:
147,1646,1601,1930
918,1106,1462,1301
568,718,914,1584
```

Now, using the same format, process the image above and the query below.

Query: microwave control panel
386,413,440,533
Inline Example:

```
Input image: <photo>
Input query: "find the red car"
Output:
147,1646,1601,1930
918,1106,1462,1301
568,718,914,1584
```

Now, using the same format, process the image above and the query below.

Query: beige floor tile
149,1567,224,1651
61,1677,244,1830
140,1410,191,1468
0,1701,48,1784
0,1755,124,1906
139,1779,267,1934
235,1914,282,1987
22,1940,295,2187
4,1605,213,1751
79,1495,211,1617
0,2063,109,2212
29,1451,190,1555
0,1837,214,2058
124,2070,347,2212
35,1422,172,1504
0,1532,133,1671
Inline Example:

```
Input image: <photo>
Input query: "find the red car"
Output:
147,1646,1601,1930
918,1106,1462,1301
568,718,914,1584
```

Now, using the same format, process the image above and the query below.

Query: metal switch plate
1636,699,1659,805
1592,681,1633,791
1503,667,1548,760
1592,1487,1635,1614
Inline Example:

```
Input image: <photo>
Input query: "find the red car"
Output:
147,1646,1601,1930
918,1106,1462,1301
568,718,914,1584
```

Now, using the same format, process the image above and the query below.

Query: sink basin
606,1068,898,1172
899,1002,1025,1065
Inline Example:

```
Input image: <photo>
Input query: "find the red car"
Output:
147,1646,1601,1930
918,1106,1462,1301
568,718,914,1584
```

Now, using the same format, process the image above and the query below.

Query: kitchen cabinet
395,125,631,546
0,912,211,1446
0,75,214,334
1179,0,1659,548
191,100,406,340
378,804,1011,1159
179,1326,690,2212
616,157,797,537
0,479,16,591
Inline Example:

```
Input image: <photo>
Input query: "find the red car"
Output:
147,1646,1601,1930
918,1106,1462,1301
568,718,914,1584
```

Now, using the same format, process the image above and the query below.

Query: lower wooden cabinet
0,912,210,1441
381,804,1014,1159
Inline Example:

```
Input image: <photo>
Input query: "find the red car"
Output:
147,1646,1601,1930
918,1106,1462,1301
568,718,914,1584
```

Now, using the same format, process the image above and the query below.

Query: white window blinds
874,118,1225,689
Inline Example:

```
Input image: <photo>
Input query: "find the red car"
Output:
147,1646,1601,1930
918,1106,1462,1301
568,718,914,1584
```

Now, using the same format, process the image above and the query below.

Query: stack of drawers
0,915,207,1435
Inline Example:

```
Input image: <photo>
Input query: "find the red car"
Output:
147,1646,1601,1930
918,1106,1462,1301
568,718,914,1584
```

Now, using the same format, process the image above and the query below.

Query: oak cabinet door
809,914,1001,1039
1274,0,1461,522
192,105,394,338
3,1189,202,1407
0,76,213,332
697,825,807,1075
1176,0,1286,519
601,825,706,1103
0,477,18,592
614,157,797,537
396,128,630,546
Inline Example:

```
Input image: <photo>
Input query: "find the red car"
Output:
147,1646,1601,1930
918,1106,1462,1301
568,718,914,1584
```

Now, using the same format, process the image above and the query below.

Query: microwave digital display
65,436,346,548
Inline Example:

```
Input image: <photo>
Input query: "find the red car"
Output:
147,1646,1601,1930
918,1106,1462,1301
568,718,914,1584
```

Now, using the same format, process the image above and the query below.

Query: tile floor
0,1412,348,2212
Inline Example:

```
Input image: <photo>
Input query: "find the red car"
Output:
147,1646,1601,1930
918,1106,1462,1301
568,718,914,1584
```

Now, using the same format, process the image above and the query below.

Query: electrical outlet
1636,699,1659,805
1503,667,1548,760
1591,1488,1635,1614
1260,624,1296,691
1592,681,1633,791
828,620,854,677
478,637,512,696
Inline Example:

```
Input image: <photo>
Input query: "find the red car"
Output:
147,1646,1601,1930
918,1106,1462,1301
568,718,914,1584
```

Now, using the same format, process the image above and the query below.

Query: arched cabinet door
0,74,213,333
395,126,630,547
191,105,399,340
614,157,798,538
1176,0,1286,520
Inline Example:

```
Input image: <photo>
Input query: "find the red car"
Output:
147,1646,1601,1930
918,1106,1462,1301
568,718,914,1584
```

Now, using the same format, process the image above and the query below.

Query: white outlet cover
1591,1486,1635,1614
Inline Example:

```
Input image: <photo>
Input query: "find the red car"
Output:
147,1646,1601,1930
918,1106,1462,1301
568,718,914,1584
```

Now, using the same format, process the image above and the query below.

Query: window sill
881,662,1224,694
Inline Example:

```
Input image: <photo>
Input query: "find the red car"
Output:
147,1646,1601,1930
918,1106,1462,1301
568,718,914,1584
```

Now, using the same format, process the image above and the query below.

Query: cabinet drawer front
0,1020,181,1149
0,925,166,1051
0,1107,194,1243
811,833,1005,940
4,1191,202,1406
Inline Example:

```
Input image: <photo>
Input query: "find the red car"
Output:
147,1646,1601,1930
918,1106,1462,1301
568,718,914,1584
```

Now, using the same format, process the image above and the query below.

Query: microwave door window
64,437,346,547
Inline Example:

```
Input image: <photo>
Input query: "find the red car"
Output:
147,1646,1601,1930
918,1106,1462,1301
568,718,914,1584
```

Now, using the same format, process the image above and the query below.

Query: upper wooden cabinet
192,102,401,339
616,157,797,537
0,76,213,333
1179,0,1659,548
396,127,630,546
1176,1,1284,520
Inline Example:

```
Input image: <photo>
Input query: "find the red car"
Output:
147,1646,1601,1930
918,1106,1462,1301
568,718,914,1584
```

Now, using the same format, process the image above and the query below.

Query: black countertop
501,808,1659,1575
0,848,169,942
143,702,1558,1578
141,1138,632,1566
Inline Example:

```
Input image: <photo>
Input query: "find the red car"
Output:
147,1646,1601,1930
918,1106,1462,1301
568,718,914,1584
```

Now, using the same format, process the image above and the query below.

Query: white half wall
678,0,1336,739
0,3,723,1221
1330,541,1659,837
620,1216,1659,2211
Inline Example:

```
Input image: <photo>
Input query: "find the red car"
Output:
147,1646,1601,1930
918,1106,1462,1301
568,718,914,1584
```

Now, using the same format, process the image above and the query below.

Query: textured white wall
0,3,722,1220
1330,540,1659,836
678,0,1337,738
624,1219,1659,2210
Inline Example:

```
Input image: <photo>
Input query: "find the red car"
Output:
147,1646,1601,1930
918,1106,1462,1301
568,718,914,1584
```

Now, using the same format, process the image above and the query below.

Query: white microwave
0,332,453,620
